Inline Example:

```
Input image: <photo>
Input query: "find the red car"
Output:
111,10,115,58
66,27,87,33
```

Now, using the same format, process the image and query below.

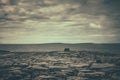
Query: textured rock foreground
0,51,120,80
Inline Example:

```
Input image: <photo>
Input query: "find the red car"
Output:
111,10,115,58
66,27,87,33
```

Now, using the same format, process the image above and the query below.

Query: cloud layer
0,0,120,43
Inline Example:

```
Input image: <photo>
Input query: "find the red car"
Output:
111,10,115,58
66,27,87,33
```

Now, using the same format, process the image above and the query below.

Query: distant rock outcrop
64,48,70,52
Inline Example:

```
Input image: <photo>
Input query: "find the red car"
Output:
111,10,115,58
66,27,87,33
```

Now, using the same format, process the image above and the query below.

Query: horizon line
0,42,120,45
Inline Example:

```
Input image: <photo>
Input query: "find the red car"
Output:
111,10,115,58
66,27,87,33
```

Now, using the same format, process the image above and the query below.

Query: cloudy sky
0,0,120,44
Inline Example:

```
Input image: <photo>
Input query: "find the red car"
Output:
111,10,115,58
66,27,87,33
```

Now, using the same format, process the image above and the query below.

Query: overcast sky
0,0,120,44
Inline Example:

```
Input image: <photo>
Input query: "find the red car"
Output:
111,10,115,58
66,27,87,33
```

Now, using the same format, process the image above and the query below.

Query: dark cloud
9,0,20,5
0,0,120,43
0,0,119,22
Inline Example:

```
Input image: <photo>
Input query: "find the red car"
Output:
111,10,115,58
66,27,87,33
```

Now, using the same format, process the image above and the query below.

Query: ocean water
0,43,120,53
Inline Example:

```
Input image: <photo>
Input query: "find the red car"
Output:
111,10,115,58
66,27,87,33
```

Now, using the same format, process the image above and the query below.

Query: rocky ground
0,50,120,80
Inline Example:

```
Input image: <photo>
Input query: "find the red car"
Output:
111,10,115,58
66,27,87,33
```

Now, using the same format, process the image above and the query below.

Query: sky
0,0,120,44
